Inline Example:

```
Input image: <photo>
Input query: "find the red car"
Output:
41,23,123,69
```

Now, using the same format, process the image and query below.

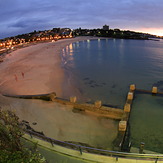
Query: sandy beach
0,36,119,149
0,36,99,98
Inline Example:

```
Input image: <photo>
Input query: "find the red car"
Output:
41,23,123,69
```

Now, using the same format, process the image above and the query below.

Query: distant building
103,25,109,30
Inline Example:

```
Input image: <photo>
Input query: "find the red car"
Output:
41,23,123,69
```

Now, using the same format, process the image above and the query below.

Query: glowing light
149,31,163,37
69,43,73,55
66,45,69,52
69,43,73,50
133,28,163,37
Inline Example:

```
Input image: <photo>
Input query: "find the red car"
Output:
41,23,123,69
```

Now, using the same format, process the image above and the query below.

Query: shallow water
62,38,163,108
129,93,163,153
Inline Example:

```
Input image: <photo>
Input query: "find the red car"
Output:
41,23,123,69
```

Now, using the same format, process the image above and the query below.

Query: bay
62,38,163,108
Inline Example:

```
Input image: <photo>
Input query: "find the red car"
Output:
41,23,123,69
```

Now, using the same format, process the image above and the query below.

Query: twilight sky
0,0,163,39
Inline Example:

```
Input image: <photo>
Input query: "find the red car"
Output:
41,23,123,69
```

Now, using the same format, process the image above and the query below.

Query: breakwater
115,85,163,152
3,92,125,120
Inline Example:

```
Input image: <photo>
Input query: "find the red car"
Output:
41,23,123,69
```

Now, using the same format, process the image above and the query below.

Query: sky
0,0,163,39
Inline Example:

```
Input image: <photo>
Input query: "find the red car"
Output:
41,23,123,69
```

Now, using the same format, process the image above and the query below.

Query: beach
0,38,118,148
0,36,98,99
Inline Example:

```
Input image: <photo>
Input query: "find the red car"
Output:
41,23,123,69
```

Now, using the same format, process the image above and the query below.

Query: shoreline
0,37,120,149
0,36,104,98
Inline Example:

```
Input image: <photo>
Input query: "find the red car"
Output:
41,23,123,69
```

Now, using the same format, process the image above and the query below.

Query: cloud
9,18,48,29
0,0,163,38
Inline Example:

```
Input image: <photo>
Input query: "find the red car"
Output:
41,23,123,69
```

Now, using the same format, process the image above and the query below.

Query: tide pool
130,93,163,153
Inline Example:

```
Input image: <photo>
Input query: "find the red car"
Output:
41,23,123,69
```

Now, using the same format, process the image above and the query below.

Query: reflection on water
62,39,163,108
61,38,163,154
0,95,118,149
130,94,163,153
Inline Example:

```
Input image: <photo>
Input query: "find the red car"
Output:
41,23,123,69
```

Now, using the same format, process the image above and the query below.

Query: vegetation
73,28,161,40
0,109,46,163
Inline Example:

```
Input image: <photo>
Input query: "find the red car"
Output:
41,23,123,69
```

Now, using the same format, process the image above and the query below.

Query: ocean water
62,38,163,108
62,38,163,153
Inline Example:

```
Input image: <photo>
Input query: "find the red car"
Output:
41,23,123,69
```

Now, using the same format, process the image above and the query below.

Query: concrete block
94,100,102,108
124,103,131,112
49,92,57,101
127,92,133,100
119,121,127,132
130,84,136,91
152,87,158,94
70,96,77,103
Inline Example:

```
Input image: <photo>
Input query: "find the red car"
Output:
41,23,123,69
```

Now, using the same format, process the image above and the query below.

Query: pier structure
3,93,124,120
115,84,163,152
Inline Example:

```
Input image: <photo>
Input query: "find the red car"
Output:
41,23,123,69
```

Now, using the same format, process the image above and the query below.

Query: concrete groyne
3,92,125,120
